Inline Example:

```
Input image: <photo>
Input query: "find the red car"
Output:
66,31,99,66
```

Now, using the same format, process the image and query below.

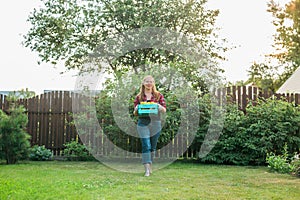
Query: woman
133,75,166,176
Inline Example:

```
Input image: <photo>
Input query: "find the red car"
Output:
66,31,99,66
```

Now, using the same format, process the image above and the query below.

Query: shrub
266,144,293,174
0,106,31,164
199,103,250,165
291,153,300,177
29,145,53,161
63,140,95,161
200,98,300,165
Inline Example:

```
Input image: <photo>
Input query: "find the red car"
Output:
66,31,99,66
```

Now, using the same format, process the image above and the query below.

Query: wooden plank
65,92,72,143
0,94,3,110
221,87,226,106
226,87,232,103
216,88,221,106
253,87,258,106
57,91,63,155
50,91,56,155
286,93,290,103
248,86,253,103
4,95,9,113
168,134,172,158
173,134,177,158
69,92,76,142
103,129,107,156
55,91,62,155
71,92,80,147
258,88,263,100
34,96,40,146
237,86,242,110
39,94,44,146
96,118,104,157
24,98,29,110
295,93,299,106
42,93,49,148
70,92,77,142
23,98,29,134
290,93,294,103
32,97,39,146
172,135,176,158
63,91,69,147
232,86,237,104
242,86,247,111
27,97,35,145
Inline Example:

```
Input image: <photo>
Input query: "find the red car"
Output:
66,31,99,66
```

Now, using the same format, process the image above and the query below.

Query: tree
23,0,226,84
0,95,31,164
245,62,281,93
267,0,300,82
245,0,300,91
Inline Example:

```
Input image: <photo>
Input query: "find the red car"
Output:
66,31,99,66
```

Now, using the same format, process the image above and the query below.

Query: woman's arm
158,104,166,113
158,94,166,113
133,96,139,116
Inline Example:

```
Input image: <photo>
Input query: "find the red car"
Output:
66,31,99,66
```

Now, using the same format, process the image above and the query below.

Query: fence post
295,93,299,106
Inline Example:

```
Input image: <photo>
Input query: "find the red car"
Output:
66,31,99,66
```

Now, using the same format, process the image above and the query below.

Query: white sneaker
144,164,151,177
144,169,150,177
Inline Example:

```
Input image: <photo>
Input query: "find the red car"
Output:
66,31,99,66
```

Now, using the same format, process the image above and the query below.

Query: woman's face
143,77,154,90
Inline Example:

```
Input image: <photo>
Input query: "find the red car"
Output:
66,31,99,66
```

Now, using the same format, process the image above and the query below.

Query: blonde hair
137,75,160,102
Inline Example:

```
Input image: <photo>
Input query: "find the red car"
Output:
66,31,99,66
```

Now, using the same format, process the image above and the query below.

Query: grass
0,161,299,200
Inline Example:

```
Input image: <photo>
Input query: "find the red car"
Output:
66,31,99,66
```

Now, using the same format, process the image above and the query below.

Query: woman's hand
133,105,138,116
158,104,166,113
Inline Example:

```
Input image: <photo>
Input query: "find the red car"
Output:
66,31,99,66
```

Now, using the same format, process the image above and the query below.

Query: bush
29,145,53,161
63,140,95,161
0,106,31,164
291,153,300,177
200,98,300,165
266,144,293,174
266,153,291,173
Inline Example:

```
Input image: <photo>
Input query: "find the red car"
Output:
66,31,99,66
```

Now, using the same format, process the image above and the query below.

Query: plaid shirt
134,93,166,108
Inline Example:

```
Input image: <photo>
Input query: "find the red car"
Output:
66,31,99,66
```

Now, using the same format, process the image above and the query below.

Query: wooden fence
0,86,299,157
216,85,299,112
0,91,80,155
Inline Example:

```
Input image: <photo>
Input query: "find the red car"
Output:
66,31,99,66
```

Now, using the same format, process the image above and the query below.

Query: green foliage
63,139,95,161
246,0,300,89
200,98,300,165
23,0,225,74
0,106,31,164
267,0,300,83
95,90,139,152
6,88,35,100
291,153,300,177
199,103,250,165
244,98,300,158
246,62,281,93
266,144,294,174
94,85,186,154
189,94,214,155
29,145,53,161
158,90,181,148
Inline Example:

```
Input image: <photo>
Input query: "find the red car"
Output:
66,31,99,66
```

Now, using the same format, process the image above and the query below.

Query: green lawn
0,161,299,200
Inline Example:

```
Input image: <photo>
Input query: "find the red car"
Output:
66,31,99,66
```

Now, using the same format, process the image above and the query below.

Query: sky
0,0,290,95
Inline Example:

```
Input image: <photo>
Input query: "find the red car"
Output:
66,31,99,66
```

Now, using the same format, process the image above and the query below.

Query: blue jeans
137,118,161,164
